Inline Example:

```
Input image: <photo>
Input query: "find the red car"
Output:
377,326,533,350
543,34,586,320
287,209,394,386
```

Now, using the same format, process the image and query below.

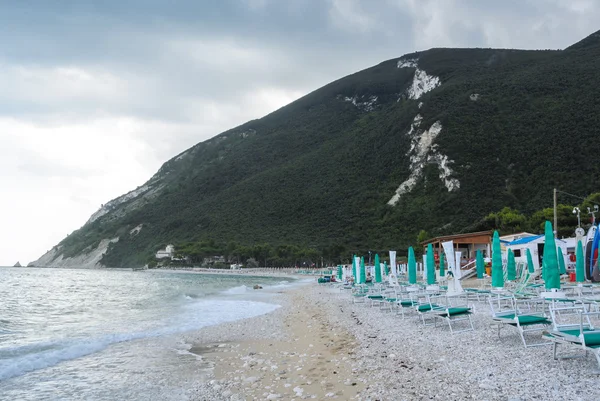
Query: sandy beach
184,275,600,401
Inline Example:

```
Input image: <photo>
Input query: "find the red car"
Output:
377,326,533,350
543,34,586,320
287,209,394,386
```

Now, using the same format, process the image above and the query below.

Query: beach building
156,244,175,259
421,230,493,265
505,235,568,271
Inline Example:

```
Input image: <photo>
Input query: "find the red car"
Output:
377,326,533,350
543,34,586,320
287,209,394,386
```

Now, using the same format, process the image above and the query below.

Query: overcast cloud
1,0,598,266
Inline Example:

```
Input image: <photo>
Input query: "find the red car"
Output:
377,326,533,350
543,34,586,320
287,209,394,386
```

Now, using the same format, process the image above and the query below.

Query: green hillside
37,30,600,267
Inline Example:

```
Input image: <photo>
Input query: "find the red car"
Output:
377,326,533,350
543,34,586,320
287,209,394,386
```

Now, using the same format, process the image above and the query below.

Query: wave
0,300,279,382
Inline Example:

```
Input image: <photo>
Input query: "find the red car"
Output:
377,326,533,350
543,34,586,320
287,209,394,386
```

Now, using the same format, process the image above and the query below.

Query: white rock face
343,95,378,112
388,117,460,205
397,59,418,68
397,58,441,100
129,224,143,236
29,238,119,268
87,184,152,224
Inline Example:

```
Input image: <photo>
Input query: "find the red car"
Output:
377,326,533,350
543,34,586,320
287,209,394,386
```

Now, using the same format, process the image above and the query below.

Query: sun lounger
489,295,551,347
429,294,474,334
543,310,600,373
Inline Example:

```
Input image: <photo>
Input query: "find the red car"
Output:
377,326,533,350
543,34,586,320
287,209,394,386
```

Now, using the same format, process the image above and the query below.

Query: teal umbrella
491,231,504,288
360,256,366,284
526,248,535,274
439,252,446,277
374,254,382,283
476,250,484,279
408,246,417,284
576,240,585,283
352,255,357,282
384,261,388,275
337,265,343,281
426,244,436,285
543,221,561,290
557,247,567,275
507,249,517,281
542,257,547,282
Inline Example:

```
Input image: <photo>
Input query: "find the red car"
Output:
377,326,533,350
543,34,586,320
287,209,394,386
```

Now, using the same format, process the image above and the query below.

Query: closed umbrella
507,249,517,281
476,250,484,279
439,252,446,277
426,244,436,285
576,240,585,283
360,256,366,284
557,247,567,275
352,255,357,282
337,265,343,281
526,248,535,274
492,230,504,288
408,246,417,284
384,261,389,275
374,254,382,283
543,221,561,290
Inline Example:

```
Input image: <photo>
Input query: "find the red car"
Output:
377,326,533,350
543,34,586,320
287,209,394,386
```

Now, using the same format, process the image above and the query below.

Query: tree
245,258,259,268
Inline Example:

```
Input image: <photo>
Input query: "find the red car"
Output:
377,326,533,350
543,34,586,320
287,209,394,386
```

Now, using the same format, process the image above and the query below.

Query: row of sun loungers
329,278,600,373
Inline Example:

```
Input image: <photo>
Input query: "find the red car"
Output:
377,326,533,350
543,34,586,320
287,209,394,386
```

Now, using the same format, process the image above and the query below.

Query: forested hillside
32,30,600,267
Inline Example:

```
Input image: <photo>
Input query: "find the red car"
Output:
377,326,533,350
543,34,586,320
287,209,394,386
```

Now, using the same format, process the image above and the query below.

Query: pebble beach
184,276,600,401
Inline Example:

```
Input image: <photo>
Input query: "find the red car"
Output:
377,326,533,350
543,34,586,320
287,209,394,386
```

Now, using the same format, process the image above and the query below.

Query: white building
505,235,568,271
156,244,175,259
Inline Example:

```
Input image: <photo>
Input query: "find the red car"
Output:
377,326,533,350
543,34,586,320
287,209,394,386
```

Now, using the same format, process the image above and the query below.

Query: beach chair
543,309,600,373
366,287,389,307
351,285,369,304
393,288,421,319
488,294,551,347
414,292,444,326
428,294,474,334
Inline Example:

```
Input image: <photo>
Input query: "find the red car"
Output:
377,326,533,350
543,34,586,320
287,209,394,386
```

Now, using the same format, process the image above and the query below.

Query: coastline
181,277,600,401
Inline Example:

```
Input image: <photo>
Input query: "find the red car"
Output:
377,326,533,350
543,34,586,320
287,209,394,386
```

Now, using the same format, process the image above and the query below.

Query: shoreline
181,279,600,400
183,280,364,400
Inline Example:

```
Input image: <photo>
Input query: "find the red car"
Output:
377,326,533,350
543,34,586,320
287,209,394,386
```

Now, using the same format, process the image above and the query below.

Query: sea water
0,268,293,400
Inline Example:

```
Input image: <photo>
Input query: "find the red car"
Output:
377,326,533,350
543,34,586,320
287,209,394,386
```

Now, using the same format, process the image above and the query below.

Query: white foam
222,285,249,295
0,299,280,381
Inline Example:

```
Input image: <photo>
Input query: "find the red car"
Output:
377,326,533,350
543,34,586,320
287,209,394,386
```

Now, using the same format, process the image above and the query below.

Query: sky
1,0,599,266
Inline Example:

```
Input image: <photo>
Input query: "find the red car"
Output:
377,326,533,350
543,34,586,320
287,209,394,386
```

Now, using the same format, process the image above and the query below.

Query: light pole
573,207,581,228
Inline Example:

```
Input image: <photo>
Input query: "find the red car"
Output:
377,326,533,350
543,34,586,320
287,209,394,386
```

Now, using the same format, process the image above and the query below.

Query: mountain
32,30,600,268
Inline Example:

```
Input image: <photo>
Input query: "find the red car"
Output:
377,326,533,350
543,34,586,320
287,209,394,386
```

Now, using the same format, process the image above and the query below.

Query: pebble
185,277,600,401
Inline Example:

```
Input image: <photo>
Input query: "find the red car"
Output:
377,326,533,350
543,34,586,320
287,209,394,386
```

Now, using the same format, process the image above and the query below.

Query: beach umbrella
360,256,366,284
426,244,436,285
374,254,382,283
557,247,567,275
507,249,517,281
491,231,504,288
476,250,484,279
576,240,585,283
384,261,388,275
337,265,343,281
526,248,535,274
439,252,446,277
352,255,357,281
375,253,381,283
408,246,417,284
543,221,561,290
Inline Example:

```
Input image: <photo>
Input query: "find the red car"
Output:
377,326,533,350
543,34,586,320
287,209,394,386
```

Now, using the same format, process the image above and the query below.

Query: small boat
132,265,148,271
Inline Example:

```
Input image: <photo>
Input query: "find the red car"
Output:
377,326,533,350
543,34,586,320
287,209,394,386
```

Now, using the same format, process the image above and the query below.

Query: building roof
499,232,536,241
508,235,543,245
508,235,567,246
421,230,494,245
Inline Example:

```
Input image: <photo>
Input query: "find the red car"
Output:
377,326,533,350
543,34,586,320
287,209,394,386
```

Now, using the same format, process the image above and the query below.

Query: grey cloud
1,1,599,141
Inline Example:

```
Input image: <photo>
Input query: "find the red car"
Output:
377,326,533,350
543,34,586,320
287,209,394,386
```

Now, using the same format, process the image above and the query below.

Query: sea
0,267,296,400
